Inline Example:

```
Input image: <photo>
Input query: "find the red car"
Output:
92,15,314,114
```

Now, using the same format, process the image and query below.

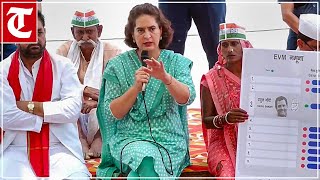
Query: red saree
201,40,252,178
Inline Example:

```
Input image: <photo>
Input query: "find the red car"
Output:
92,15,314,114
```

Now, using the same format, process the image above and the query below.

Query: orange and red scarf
5,49,52,177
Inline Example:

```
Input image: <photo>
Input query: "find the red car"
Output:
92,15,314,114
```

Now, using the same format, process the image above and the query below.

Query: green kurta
96,49,196,179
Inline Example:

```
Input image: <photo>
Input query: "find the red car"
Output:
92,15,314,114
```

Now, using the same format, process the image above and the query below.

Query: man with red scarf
0,11,90,179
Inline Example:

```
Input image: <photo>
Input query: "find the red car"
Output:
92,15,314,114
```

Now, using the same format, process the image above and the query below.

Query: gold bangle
164,75,173,86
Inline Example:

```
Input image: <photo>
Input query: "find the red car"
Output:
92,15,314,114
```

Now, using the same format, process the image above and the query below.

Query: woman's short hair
124,3,173,49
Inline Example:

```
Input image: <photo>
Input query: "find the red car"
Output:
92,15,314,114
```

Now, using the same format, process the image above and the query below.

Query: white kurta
0,52,91,179
57,40,121,144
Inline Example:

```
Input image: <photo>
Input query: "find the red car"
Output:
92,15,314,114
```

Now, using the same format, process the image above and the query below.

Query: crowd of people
0,1,319,179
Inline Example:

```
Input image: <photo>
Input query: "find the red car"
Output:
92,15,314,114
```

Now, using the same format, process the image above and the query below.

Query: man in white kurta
0,11,90,180
56,10,121,159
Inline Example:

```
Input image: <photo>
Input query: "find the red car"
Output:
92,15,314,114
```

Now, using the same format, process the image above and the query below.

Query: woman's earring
160,36,162,40
133,39,136,43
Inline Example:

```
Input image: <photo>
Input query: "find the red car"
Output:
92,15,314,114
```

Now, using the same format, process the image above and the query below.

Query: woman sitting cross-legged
201,23,253,178
96,3,196,179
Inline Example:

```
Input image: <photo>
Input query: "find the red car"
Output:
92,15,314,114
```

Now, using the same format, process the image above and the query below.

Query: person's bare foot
88,131,102,158
77,121,91,160
80,137,91,160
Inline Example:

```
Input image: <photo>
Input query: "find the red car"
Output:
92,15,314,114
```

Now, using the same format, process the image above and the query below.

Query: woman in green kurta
96,3,196,179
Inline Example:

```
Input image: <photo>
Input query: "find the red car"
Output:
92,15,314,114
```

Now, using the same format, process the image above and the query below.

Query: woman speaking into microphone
96,3,196,179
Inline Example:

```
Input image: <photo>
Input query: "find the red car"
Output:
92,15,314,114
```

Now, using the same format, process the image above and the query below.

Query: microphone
141,50,149,92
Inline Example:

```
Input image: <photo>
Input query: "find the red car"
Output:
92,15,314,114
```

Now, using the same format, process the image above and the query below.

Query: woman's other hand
143,57,170,84
133,67,150,92
225,108,249,124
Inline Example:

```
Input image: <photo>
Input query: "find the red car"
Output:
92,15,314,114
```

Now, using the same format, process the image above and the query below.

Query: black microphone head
141,50,149,67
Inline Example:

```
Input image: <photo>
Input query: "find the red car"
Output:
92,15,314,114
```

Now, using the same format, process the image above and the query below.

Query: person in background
279,0,319,50
296,13,320,51
96,3,196,179
0,11,90,179
1,44,17,61
201,23,252,177
56,10,121,160
159,0,226,69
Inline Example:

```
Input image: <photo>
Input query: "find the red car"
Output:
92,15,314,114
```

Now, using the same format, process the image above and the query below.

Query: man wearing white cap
57,10,121,159
297,13,320,51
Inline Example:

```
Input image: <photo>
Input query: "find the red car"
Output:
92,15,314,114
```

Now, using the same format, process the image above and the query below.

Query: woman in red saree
201,23,253,178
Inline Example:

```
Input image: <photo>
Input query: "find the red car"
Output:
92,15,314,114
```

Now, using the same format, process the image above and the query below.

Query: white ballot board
236,49,319,179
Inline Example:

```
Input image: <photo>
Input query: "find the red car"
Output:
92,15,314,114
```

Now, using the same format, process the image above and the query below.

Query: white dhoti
66,40,103,146
79,108,99,145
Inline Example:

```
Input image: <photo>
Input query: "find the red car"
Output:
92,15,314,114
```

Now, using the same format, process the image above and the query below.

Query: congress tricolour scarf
6,49,53,177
